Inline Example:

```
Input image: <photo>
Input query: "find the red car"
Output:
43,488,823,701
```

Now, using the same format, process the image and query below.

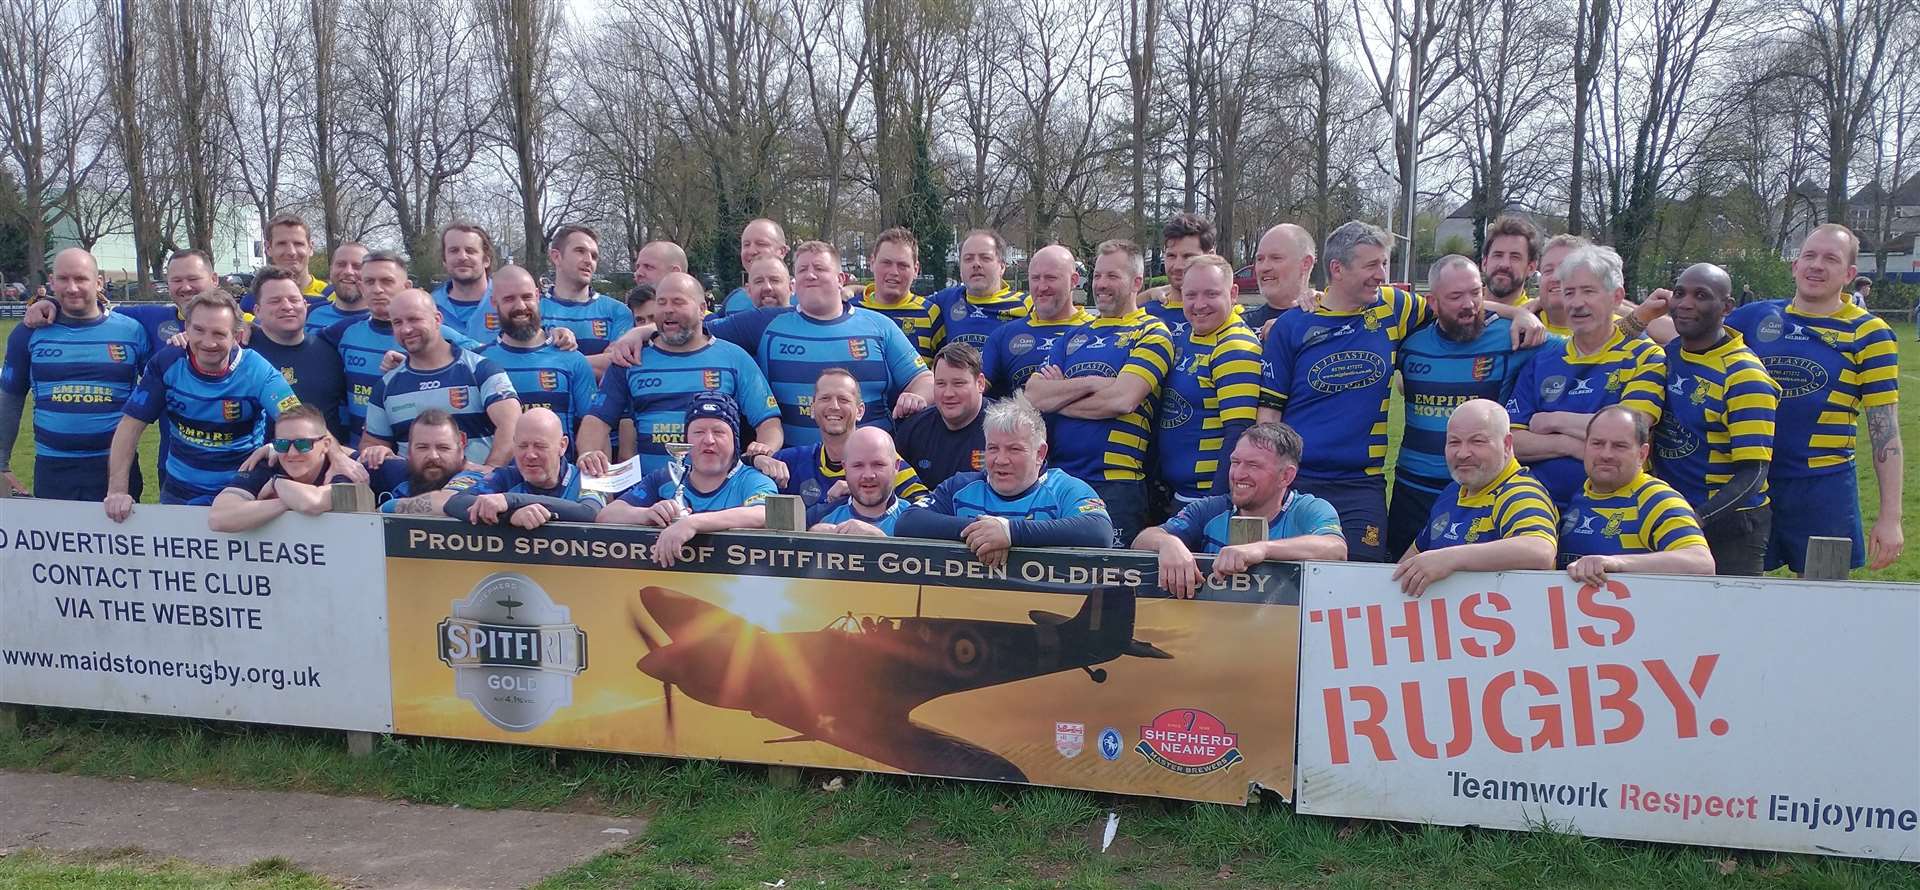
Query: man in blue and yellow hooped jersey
1507,243,1666,510
1136,422,1347,599
854,227,943,364
1022,239,1175,548
981,245,1092,398
239,213,329,313
1560,405,1715,584
1652,262,1778,577
540,224,633,373
1727,223,1903,575
1389,254,1553,560
107,291,298,516
1142,213,1214,341
1154,254,1262,506
0,248,152,501
1395,399,1558,597
931,228,1029,354
1481,214,1540,312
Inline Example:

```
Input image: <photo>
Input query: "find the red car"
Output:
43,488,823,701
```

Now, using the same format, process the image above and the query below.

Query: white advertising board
1295,563,1920,862
0,500,392,732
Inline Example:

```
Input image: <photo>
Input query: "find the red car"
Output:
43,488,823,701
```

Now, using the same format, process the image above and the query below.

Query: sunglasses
271,436,325,454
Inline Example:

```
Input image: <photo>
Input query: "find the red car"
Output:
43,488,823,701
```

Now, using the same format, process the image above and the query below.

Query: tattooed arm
1866,403,1904,571
383,489,457,516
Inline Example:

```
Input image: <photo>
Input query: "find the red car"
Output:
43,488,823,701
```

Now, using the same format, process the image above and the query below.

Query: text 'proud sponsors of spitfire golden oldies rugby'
383,518,1301,804
1294,563,1920,862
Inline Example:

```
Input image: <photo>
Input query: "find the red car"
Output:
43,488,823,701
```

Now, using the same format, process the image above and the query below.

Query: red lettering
1325,685,1395,764
1388,600,1425,664
1400,678,1472,759
1567,664,1598,746
1547,584,1571,650
1575,580,1635,647
1594,663,1644,744
1644,654,1719,739
1523,670,1564,751
1482,671,1523,753
1428,596,1453,661
1458,591,1514,658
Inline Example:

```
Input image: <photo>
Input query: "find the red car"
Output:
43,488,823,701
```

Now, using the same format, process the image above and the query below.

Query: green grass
4,710,1918,889
0,849,334,889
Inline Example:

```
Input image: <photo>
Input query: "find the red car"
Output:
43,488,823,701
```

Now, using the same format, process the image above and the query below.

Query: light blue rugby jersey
1158,491,1343,554
540,290,634,355
927,469,1110,522
364,344,519,464
123,347,298,503
586,339,779,474
1,313,152,459
480,341,597,439
329,317,483,440
432,280,494,336
707,305,926,447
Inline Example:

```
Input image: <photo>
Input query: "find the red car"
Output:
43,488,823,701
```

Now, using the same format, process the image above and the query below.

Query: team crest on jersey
1689,382,1708,405
970,449,984,471
1362,311,1383,332
106,344,128,362
1362,526,1380,546
1077,498,1107,514
591,319,609,338
848,339,869,360
275,394,299,414
1602,512,1624,537
951,301,970,320
221,400,242,421
484,313,499,331
702,369,721,390
449,387,470,409
1471,356,1493,381
1604,370,1624,393
538,370,559,391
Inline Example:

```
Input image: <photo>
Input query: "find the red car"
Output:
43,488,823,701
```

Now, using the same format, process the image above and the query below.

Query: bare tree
1791,0,1912,223
955,0,1016,231
220,0,310,237
98,0,161,289
309,0,345,250
1566,0,1609,234
1865,34,1920,271
1454,0,1568,255
0,0,109,284
481,0,567,274
1000,0,1120,244
153,0,226,252
1352,0,1467,264
1120,0,1161,244
787,0,872,240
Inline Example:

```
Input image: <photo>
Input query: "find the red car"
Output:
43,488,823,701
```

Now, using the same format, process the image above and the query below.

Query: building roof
1848,173,1920,207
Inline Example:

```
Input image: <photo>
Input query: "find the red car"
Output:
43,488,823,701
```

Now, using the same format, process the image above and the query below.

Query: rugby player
1727,223,1902,573
930,228,1029,353
1481,214,1540,309
247,266,350,442
854,227,942,363
1395,399,1558,597
743,254,794,310
0,248,150,500
208,404,363,532
1142,213,1213,340
541,225,632,369
373,409,488,514
431,222,495,335
1560,405,1714,583
304,242,371,332
894,342,988,488
107,291,298,515
359,289,521,468
633,240,687,288
811,426,917,536
1155,254,1262,506
1022,238,1174,547
1243,223,1316,333
1136,422,1346,599
980,244,1092,397
598,393,778,566
895,394,1115,563
443,407,603,528
626,283,658,328
717,218,788,316
264,213,328,300
331,251,487,442
1651,262,1778,576
755,368,927,522
481,266,598,451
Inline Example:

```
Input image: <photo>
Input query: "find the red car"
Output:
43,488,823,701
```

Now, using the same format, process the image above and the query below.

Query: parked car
1235,264,1257,294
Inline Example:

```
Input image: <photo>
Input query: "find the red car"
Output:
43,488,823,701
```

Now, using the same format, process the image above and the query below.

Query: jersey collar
1458,458,1526,507
1582,470,1651,502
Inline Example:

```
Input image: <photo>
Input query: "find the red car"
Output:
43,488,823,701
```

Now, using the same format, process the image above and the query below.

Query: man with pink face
718,218,789,315
893,342,989,489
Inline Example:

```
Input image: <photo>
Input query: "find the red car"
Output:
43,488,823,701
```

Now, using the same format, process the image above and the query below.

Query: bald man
633,240,688,289
810,426,916,535
1244,224,1317,332
1394,399,1559,596
719,219,789,315
359,288,521,468
442,406,603,528
981,244,1093,397
1651,262,1778,576
480,265,597,452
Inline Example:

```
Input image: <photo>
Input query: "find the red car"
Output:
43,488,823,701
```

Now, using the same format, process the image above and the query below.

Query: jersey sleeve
467,467,516,495
587,367,631,426
441,324,482,351
225,464,278,497
891,461,930,505
473,357,518,407
880,315,929,391
1,323,32,396
603,300,635,341
737,468,776,507
1260,317,1297,412
1722,357,1779,463
1055,474,1111,521
733,351,780,426
124,354,171,424
1158,496,1223,551
362,375,393,440
706,308,776,355
618,469,668,507
928,473,967,514
1294,495,1345,538
1642,487,1706,552
567,353,598,426
1210,332,1264,424
1618,341,1667,424
1120,322,1175,391
926,303,946,356
255,357,299,419
1852,317,1900,409
981,326,1009,392
1493,479,1559,543
1393,288,1432,339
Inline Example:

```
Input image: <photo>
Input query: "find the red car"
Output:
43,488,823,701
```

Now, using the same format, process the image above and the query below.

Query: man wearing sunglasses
208,404,366,531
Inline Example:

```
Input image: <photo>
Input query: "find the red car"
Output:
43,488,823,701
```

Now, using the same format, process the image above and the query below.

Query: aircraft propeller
630,605,676,745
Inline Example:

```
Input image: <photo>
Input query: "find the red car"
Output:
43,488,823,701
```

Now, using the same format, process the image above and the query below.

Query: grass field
1,319,1916,887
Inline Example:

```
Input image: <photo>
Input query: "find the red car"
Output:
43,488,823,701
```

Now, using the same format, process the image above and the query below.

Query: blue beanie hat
684,392,742,449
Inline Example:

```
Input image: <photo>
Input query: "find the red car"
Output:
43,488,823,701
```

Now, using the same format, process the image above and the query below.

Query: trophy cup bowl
663,441,694,515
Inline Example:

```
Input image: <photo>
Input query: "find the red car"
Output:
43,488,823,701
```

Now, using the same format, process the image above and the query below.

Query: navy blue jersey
541,290,634,355
925,469,1109,522
480,341,598,439
1158,491,1343,554
247,330,350,442
617,464,777,512
1,313,151,459
892,405,986,489
587,339,779,474
124,347,298,502
707,306,927,446
470,463,604,506
1143,296,1190,341
980,308,1093,397
1396,314,1554,494
116,303,189,351
330,317,483,439
364,345,519,464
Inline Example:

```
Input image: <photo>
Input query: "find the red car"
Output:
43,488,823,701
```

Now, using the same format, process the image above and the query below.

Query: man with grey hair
1388,254,1555,558
1136,422,1347,598
896,393,1115,564
1244,223,1318,332
1259,221,1544,562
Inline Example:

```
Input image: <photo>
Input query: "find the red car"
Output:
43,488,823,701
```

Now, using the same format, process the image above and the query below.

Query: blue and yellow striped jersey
1414,458,1558,552
854,284,943,363
1,314,152,460
981,308,1094,397
932,283,1029,352
124,347,299,502
1156,318,1264,498
1652,332,1778,511
706,306,928,448
1725,300,1899,477
1396,313,1554,494
1157,490,1343,554
927,469,1109,522
618,464,776,512
480,341,599,443
1262,286,1430,479
364,345,518,465
1143,295,1189,341
1043,308,1176,482
767,441,931,523
1507,328,1666,506
1558,472,1706,565
585,339,778,474
541,290,635,356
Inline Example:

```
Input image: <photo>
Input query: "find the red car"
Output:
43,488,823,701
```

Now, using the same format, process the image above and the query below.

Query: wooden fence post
332,483,378,757
0,482,21,735
1228,515,1268,547
1801,536,1852,581
760,494,805,788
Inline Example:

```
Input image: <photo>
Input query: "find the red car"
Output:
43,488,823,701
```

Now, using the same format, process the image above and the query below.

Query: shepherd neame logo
437,572,587,732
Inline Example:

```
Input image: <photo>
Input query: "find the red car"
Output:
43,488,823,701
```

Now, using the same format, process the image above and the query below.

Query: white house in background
46,198,264,280
1433,202,1560,256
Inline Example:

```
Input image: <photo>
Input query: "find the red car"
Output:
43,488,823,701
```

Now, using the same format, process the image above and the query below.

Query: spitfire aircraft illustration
629,585,1172,782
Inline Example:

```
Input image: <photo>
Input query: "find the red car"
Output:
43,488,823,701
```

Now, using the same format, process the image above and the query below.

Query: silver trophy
663,441,693,517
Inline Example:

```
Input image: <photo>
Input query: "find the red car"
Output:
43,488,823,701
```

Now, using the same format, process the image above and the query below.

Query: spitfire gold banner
383,518,1301,804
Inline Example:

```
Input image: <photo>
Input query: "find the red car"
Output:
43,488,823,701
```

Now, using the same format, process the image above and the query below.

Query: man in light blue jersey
577,272,782,475
0,248,151,500
360,289,521,468
811,426,917,536
330,250,492,441
741,255,794,311
1389,255,1552,559
542,224,632,370
433,222,495,335
598,393,778,565
981,244,1091,397
930,228,1029,353
304,242,371,332
896,394,1115,563
1136,422,1346,598
443,407,603,529
106,291,299,517
716,219,788,316
480,265,597,451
